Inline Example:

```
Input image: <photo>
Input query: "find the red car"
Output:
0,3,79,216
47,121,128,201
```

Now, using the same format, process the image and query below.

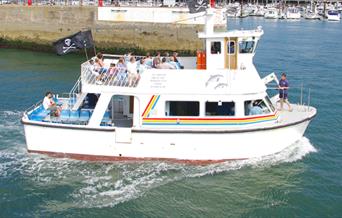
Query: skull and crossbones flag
187,0,209,13
53,30,94,55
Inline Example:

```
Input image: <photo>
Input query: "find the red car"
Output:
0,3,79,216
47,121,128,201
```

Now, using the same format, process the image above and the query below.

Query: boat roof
198,28,264,39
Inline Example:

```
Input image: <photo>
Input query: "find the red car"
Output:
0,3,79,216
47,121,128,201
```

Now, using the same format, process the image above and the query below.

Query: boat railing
81,62,139,88
267,84,313,112
68,76,82,108
23,99,43,117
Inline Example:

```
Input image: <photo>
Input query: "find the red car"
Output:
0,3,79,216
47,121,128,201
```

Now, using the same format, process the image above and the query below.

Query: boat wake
0,110,317,209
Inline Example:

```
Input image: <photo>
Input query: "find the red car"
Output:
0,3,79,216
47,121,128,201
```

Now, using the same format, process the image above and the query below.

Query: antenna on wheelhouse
204,0,216,35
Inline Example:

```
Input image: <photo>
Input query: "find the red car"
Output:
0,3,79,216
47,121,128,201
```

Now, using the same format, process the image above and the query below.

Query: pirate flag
53,30,94,55
188,0,209,14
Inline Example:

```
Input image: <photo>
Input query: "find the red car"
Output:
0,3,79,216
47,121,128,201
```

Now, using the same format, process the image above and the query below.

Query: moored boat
326,10,341,21
286,7,301,19
305,11,321,20
264,8,279,19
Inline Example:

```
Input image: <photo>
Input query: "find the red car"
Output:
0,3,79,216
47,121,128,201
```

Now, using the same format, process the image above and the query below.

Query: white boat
22,7,316,163
304,11,321,20
286,7,301,19
264,8,279,19
255,6,266,17
238,8,251,18
337,5,342,13
226,7,239,18
326,10,341,21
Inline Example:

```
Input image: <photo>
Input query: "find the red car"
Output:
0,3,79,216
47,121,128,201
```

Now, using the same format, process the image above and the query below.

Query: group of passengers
88,52,183,86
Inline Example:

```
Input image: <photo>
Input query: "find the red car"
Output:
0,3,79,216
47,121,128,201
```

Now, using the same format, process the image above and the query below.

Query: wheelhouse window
239,41,255,53
165,101,199,116
227,41,235,54
211,41,221,54
244,99,271,116
205,101,235,116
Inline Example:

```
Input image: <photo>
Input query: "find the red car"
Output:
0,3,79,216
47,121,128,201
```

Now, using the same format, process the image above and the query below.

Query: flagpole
84,40,89,60
93,45,97,57
84,47,89,60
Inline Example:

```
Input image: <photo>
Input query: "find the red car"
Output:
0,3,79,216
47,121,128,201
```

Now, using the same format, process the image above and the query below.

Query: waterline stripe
142,114,278,126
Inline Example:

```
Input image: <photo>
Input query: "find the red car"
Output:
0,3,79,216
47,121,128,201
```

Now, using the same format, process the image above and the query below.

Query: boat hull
327,15,341,21
22,117,313,163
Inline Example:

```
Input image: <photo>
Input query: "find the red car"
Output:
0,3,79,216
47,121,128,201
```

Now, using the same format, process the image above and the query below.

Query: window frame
210,41,222,54
227,41,236,55
238,40,256,54
165,101,200,117
205,101,236,117
244,99,272,116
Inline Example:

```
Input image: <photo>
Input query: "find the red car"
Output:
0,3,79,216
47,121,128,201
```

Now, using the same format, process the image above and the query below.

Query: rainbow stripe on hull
141,95,278,126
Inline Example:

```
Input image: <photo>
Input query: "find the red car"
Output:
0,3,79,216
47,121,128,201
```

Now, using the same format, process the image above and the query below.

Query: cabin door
225,37,238,70
112,95,134,128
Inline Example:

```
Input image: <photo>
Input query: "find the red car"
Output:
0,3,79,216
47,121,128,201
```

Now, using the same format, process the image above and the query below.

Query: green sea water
0,18,341,217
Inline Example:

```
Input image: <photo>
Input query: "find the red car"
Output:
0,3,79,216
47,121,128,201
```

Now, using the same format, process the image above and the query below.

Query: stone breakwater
0,5,204,55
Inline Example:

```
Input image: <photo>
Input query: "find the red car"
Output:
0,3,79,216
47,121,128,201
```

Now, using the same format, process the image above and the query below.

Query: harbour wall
0,5,204,55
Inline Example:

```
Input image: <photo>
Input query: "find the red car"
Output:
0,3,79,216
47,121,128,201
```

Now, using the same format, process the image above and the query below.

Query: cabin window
239,41,255,53
244,99,271,116
211,41,221,54
166,101,199,116
227,41,235,54
205,101,235,116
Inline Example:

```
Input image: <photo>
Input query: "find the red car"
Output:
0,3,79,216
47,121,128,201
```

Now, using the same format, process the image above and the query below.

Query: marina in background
1,0,342,22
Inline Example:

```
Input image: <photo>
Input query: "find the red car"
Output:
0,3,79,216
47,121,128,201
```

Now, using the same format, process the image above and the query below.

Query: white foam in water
71,137,317,208
0,110,317,209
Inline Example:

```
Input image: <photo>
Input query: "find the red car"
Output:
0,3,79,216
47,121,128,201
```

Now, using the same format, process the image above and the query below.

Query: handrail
81,63,140,88
23,100,43,115
266,85,313,112
80,54,145,66
68,76,82,108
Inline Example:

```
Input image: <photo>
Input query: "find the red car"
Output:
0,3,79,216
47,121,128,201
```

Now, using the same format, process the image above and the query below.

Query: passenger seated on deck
107,63,118,78
249,101,263,115
127,57,140,87
94,57,107,74
94,58,106,84
169,56,180,69
88,59,102,84
96,53,107,71
124,52,132,64
172,52,184,69
157,57,176,69
163,52,170,62
172,52,179,62
88,59,96,72
116,57,127,81
145,53,153,68
43,91,61,117
137,57,149,74
152,52,161,68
